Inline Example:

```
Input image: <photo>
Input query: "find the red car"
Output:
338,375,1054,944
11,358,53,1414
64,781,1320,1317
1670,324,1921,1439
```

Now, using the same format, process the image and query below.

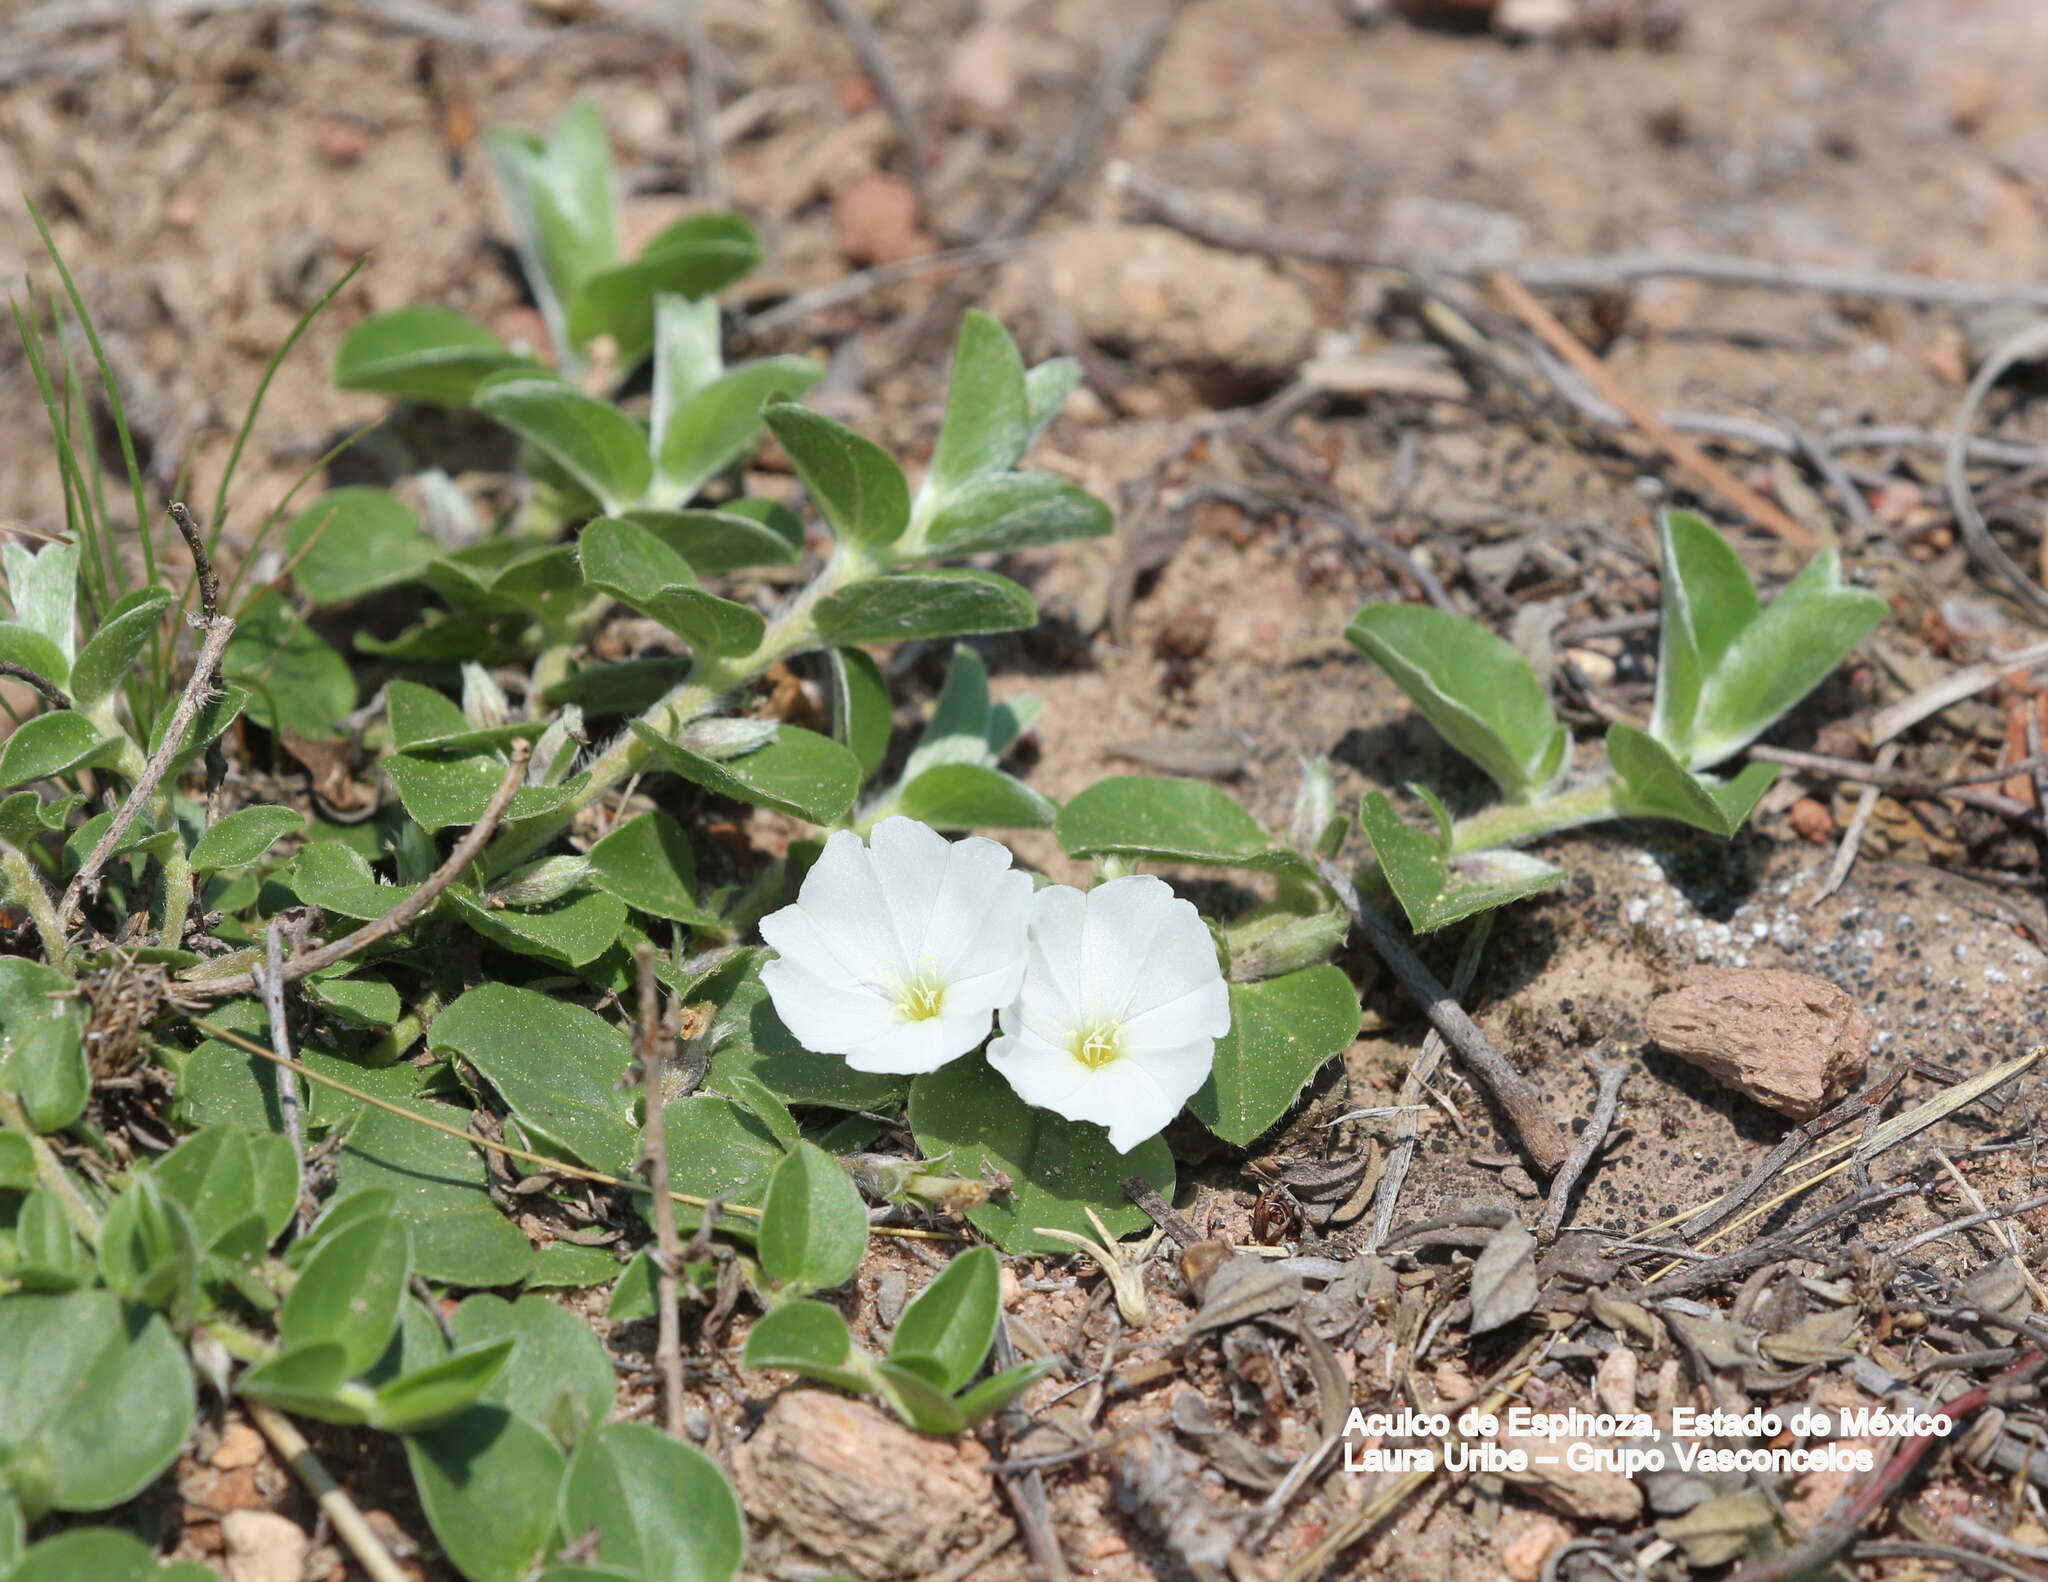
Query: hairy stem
482,541,876,876
1,839,69,965
0,1089,102,1247
1444,777,1621,856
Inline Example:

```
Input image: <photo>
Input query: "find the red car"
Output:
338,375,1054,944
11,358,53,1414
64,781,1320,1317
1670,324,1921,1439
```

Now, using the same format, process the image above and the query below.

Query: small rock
221,1510,308,1582
732,1392,997,1579
211,1422,266,1471
1499,1515,1570,1582
313,114,373,167
1594,1343,1638,1417
1789,796,1834,842
832,171,934,266
1645,968,1870,1121
1499,1431,1644,1521
1040,224,1316,392
942,22,1019,127
1496,0,1574,38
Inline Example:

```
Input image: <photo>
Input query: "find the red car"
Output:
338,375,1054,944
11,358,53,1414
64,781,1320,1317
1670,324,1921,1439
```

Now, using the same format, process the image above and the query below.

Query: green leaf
3,1529,155,1582
567,213,763,365
1649,508,1759,760
97,1173,201,1316
660,1095,784,1218
248,1132,302,1242
332,306,532,406
706,954,904,1111
740,1299,872,1393
889,1243,999,1394
445,886,628,970
0,625,68,690
543,655,692,715
285,488,438,605
762,402,909,547
909,1055,1174,1255
300,973,401,1030
190,804,304,871
150,1124,259,1247
1055,776,1303,872
1024,357,1082,437
1189,966,1361,1147
626,501,804,574
1690,554,1888,768
955,1358,1057,1425
1607,723,1780,838
901,644,994,778
813,570,1035,645
452,1293,616,1442
291,840,415,921
584,810,717,924
1346,603,1568,801
66,588,170,712
652,292,722,405
223,588,355,740
281,1212,412,1374
0,1132,35,1192
0,1289,194,1512
382,683,581,831
758,1141,867,1294
578,516,765,656
0,958,87,1134
873,1360,968,1435
923,473,1112,558
0,789,80,846
653,354,825,506
559,1422,746,1582
827,646,892,782
529,1241,623,1290
1355,790,1566,933
11,1190,91,1292
429,984,637,1175
238,1341,367,1423
0,712,114,790
474,375,652,514
407,1407,568,1582
894,763,1055,831
427,543,589,629
486,103,620,350
370,1337,516,1432
148,681,245,767
629,719,859,824
925,310,1030,503
335,1100,535,1287
1,542,78,666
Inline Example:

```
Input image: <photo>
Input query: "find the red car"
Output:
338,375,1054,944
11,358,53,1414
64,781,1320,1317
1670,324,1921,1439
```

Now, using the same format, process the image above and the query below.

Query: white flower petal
926,837,1034,985
1014,883,1088,1031
841,1013,959,1074
1121,975,1232,1048
758,905,870,994
758,957,902,1054
781,828,910,980
1076,874,1179,1023
865,816,956,964
987,1023,1092,1113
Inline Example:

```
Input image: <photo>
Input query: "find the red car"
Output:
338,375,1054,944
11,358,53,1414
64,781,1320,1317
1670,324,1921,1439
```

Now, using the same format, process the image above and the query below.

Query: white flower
760,817,1031,1074
987,874,1230,1153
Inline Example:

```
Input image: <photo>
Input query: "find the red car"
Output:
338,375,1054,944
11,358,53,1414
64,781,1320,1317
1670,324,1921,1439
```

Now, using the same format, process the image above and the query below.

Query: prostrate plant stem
1442,777,1623,856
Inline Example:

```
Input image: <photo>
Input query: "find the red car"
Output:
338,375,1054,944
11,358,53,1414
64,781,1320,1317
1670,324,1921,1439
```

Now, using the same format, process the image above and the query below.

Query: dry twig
256,921,306,1222
1318,859,1571,1175
181,744,532,1000
1534,1057,1627,1240
635,942,687,1439
245,1403,410,1582
813,0,928,202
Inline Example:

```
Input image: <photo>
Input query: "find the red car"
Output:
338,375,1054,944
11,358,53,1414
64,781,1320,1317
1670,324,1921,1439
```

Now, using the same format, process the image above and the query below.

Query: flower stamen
895,976,947,1022
1072,1021,1123,1069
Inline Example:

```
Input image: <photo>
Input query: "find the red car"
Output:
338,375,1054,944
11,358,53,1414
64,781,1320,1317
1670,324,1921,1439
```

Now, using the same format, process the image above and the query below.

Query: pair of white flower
759,818,1229,1152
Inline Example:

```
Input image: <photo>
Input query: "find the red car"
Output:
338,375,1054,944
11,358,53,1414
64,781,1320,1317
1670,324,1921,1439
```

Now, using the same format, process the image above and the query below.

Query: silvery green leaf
1649,509,1758,761
460,662,510,729
650,294,721,421
678,716,779,761
1288,756,1337,851
1607,723,1779,837
2,540,79,663
650,354,824,508
902,644,997,780
986,693,1041,756
761,403,910,548
1346,602,1567,802
1357,790,1563,932
484,101,620,355
1023,357,1083,441
473,376,652,515
530,704,586,786
921,311,1029,510
487,855,595,908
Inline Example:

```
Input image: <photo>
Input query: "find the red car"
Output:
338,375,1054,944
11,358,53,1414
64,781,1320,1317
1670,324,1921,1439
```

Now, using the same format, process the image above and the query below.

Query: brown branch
813,0,928,203
1490,270,1817,550
1317,858,1571,1176
1534,1057,1627,1240
1747,744,2038,825
57,613,235,931
180,743,531,1000
636,941,687,1439
256,920,307,1227
0,660,68,711
167,502,218,624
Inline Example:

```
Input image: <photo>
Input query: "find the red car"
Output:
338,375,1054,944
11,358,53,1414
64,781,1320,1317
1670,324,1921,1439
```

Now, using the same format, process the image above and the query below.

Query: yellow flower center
1072,1022,1123,1070
896,977,947,1022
